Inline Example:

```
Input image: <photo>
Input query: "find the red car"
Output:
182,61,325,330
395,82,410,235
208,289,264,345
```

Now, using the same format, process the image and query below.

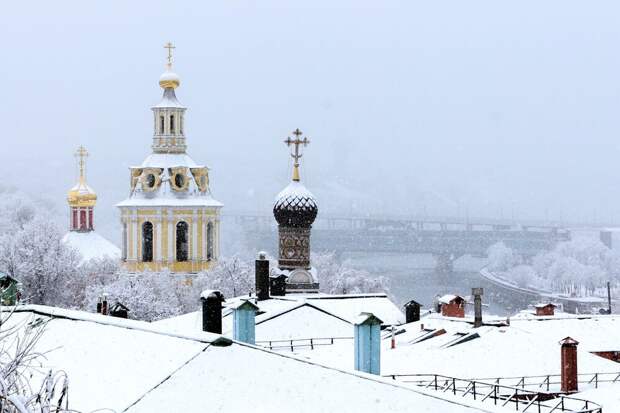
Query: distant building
439,294,466,318
534,303,557,317
62,146,120,262
117,43,222,273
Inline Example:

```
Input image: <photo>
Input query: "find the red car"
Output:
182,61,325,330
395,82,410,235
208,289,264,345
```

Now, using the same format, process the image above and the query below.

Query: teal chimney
354,312,382,375
232,299,259,345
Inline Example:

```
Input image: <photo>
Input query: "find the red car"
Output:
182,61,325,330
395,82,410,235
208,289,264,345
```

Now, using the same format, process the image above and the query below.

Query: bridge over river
227,213,572,272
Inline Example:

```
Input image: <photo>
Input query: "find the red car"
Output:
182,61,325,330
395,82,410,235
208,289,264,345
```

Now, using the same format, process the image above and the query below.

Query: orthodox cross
164,42,176,65
75,146,89,181
284,128,310,181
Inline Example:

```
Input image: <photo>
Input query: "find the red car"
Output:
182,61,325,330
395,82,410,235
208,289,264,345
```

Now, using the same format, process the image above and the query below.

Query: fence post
434,375,438,390
472,381,476,400
310,338,314,350
453,378,456,395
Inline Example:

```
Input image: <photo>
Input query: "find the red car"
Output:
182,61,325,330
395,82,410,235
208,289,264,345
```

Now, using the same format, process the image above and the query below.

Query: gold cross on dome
284,129,310,182
164,42,175,64
75,145,89,181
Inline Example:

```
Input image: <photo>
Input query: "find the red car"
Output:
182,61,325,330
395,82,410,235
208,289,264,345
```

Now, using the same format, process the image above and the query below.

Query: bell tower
67,145,97,232
117,43,223,273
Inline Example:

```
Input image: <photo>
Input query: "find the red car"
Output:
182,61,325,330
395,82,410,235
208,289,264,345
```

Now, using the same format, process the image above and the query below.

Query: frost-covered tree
495,237,620,296
312,252,390,295
0,310,77,413
487,242,521,272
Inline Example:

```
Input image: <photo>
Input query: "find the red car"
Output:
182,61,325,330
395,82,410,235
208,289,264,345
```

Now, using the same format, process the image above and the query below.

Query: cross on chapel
75,145,89,180
284,129,310,182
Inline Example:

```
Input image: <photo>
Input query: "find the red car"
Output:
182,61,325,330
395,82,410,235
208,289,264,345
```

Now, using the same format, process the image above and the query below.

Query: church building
273,129,320,292
63,146,120,262
117,44,222,273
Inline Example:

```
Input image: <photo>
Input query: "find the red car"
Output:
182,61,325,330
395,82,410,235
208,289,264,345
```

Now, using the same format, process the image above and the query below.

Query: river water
342,252,534,316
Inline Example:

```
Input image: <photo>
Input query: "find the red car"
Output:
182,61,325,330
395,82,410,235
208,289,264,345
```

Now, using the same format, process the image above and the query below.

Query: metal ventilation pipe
255,251,270,301
472,287,483,328
201,290,225,334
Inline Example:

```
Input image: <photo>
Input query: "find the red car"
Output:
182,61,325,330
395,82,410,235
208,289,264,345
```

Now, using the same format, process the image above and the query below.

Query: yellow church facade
117,44,222,273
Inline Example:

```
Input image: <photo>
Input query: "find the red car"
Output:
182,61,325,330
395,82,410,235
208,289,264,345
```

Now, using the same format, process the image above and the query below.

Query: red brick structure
535,303,556,316
560,337,579,393
439,295,465,318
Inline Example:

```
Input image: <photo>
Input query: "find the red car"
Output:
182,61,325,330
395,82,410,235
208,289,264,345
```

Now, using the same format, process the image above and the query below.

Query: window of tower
176,221,189,262
142,222,153,262
174,173,185,189
160,116,165,134
170,114,175,134
207,222,214,260
146,174,156,188
180,116,183,134
122,223,128,261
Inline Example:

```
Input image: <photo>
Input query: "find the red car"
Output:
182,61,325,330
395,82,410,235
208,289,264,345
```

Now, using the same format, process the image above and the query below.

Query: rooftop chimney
404,300,421,323
232,299,259,344
354,312,382,375
560,337,579,393
255,252,270,301
101,293,108,316
270,274,287,296
201,290,225,334
472,287,483,328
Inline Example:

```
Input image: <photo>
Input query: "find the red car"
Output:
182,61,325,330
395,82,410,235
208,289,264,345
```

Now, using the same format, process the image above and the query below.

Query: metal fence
469,372,620,392
386,374,602,413
256,336,353,351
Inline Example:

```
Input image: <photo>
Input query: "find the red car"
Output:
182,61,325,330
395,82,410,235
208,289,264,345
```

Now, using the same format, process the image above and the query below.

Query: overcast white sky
3,1,620,240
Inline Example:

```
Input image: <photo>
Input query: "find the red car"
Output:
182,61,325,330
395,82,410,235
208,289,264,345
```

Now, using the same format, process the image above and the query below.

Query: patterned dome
273,181,318,228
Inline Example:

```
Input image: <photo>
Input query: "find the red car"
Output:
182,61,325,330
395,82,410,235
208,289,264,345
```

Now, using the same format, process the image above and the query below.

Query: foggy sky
3,1,620,242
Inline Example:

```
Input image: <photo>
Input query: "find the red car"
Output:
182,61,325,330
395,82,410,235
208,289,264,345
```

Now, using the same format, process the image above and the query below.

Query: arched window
180,116,183,134
142,222,153,262
170,114,175,134
176,221,189,262
206,222,214,260
160,116,165,134
122,223,128,261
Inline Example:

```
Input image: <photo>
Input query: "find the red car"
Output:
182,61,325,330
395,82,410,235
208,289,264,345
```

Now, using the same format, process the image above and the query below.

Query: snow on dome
63,231,120,263
273,181,318,227
158,69,180,89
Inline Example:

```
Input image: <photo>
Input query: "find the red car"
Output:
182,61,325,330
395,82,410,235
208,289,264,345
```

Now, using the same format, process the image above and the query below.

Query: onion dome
159,42,180,89
159,67,180,89
67,146,97,208
273,181,318,228
67,180,97,208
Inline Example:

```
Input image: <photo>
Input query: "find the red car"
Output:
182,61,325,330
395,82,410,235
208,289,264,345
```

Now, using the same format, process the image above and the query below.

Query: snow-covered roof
438,294,464,304
138,153,202,169
292,312,620,381
3,305,490,413
62,231,120,262
152,85,184,108
117,151,223,208
154,293,405,341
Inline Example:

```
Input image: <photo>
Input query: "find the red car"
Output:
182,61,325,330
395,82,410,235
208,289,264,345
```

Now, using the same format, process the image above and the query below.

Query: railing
470,372,620,392
256,336,353,351
385,374,602,413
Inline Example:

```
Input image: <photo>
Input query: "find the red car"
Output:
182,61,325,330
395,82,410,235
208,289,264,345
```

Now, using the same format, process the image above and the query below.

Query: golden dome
67,180,97,208
68,146,97,208
159,65,180,89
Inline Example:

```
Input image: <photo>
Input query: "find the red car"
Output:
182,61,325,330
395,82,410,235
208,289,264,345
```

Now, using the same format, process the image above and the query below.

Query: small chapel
273,129,320,292
63,146,120,261
117,44,222,273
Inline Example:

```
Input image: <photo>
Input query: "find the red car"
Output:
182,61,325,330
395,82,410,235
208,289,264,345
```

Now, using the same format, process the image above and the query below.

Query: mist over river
341,253,529,317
